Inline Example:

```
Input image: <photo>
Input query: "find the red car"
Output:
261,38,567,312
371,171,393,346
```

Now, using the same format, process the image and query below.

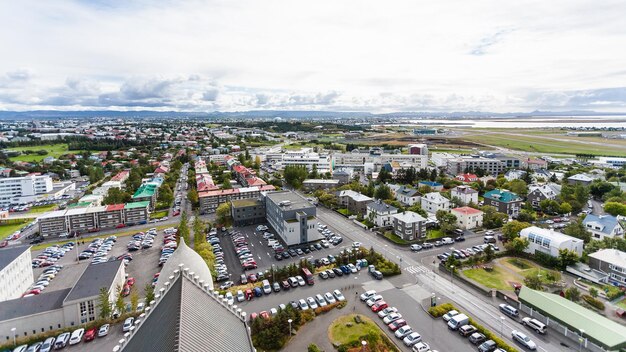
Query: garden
462,257,561,291
328,314,398,352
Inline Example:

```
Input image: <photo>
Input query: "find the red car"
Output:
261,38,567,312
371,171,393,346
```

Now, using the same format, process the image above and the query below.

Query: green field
27,204,58,214
150,210,168,219
463,266,518,290
0,220,29,239
7,143,73,162
457,131,626,156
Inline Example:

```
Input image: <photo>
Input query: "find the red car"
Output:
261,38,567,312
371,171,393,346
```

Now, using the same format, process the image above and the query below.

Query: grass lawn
383,231,410,245
150,210,169,219
617,299,626,310
427,229,445,239
7,143,74,162
502,258,561,284
27,204,58,214
337,208,352,216
30,224,172,251
0,220,30,239
463,266,518,290
328,314,398,351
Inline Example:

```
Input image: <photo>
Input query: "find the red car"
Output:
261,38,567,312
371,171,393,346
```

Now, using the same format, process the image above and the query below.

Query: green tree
144,283,155,306
115,285,125,314
505,237,530,254
505,179,528,196
590,181,616,199
559,202,572,215
540,199,561,215
308,344,322,352
97,287,112,319
377,168,392,183
216,203,232,226
374,184,393,200
604,202,626,216
565,286,581,302
483,244,495,262
187,188,199,208
130,286,139,311
502,220,532,241
178,212,190,244
481,206,508,229
436,210,457,234
517,209,537,223
558,249,579,270
284,165,308,189
589,287,599,299
524,275,543,290
563,219,592,243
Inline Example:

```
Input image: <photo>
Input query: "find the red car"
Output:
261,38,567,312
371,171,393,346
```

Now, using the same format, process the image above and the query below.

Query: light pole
579,329,585,352
288,319,293,337
10,327,16,347
450,265,455,284
361,340,367,352
500,316,505,338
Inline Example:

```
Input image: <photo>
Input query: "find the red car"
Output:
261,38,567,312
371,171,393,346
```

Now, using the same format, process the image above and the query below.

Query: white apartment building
451,206,483,230
0,246,33,302
420,192,451,214
451,185,479,205
520,226,584,257
0,175,53,205
278,149,333,173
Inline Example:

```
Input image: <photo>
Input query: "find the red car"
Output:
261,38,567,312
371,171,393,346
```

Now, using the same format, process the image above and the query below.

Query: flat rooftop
266,190,312,210
0,245,30,271
64,260,123,302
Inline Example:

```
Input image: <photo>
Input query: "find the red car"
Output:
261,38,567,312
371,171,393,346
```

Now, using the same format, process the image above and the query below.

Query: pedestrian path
404,265,429,275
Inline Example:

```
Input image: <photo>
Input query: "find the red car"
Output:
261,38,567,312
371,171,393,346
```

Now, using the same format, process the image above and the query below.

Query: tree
502,220,532,241
308,344,322,352
565,287,581,302
590,181,616,199
377,168,392,183
374,184,393,200
604,202,626,216
558,249,579,270
253,156,261,170
222,176,233,190
506,179,528,197
216,203,232,226
115,285,125,314
436,210,457,234
187,188,199,208
540,199,561,215
589,287,599,299
97,287,112,319
308,164,319,179
284,165,308,189
517,209,537,223
483,244,495,261
481,206,508,229
505,237,530,254
144,283,155,306
559,202,572,215
563,219,591,243
524,275,543,290
130,286,140,311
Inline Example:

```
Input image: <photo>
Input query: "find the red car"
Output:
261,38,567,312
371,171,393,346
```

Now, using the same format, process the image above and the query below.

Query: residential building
0,260,125,339
0,246,33,302
110,170,130,183
0,175,53,205
231,199,266,226
567,174,594,186
118,239,253,352
336,190,373,215
418,181,443,191
394,185,420,206
504,169,527,181
332,169,352,185
124,201,150,225
302,179,340,191
131,183,158,210
408,143,428,155
265,191,321,246
198,185,275,214
450,185,478,205
366,201,398,227
527,183,561,208
519,226,584,257
583,214,625,240
446,156,507,176
455,173,478,183
483,189,523,217
420,192,450,214
392,211,426,240
451,206,483,230
588,249,626,288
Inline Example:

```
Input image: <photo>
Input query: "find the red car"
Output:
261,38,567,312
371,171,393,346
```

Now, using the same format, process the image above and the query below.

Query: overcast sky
1,0,625,113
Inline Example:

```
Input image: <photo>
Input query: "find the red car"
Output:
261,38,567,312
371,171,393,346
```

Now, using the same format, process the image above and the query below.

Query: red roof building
456,173,478,183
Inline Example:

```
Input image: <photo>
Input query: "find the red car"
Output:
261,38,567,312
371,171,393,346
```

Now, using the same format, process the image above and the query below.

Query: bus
301,267,314,285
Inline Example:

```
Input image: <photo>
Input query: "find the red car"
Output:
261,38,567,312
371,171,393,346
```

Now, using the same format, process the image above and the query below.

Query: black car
30,237,44,244
274,253,283,261
454,236,465,242
303,247,310,254
332,267,344,276
282,252,291,259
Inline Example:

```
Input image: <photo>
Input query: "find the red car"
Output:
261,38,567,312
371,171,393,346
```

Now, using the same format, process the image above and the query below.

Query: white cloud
0,0,625,112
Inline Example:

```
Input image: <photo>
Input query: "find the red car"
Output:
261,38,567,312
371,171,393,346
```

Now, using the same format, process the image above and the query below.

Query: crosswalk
404,265,429,275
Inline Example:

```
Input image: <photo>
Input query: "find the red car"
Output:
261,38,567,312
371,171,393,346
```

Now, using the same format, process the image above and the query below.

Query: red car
0,240,8,248
259,311,270,320
84,328,97,342
173,210,180,216
116,224,126,228
122,285,131,297
248,274,258,283
249,312,258,321
371,301,389,312
26,289,41,295
126,277,136,286
388,319,407,331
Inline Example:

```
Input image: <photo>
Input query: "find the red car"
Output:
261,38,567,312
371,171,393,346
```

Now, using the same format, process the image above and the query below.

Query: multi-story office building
279,150,333,173
231,199,266,226
0,175,53,205
198,185,275,214
265,191,321,246
302,179,340,191
0,246,33,302
408,143,428,155
446,156,507,176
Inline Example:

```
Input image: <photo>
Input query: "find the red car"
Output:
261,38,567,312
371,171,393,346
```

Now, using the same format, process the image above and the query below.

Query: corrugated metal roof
124,201,150,209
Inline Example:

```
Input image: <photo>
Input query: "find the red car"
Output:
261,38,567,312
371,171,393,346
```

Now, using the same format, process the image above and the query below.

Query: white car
68,328,84,345
315,294,328,307
442,310,459,322
378,306,398,318
98,324,109,337
395,325,413,338
225,292,234,305
360,290,377,301
237,290,245,302
403,332,422,346
347,263,358,273
333,289,346,301
512,330,537,350
352,241,362,248
298,299,309,310
383,312,403,324
123,317,135,332
366,294,384,307
296,276,306,286
324,292,337,304
306,297,318,309
412,342,430,352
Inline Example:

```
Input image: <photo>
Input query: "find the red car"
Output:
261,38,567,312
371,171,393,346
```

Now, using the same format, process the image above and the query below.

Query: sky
1,0,625,113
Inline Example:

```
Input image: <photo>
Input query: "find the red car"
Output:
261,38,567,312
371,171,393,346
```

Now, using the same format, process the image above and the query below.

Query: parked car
97,324,109,337
83,328,96,342
123,317,135,332
403,332,421,346
469,332,487,345
53,333,70,349
459,324,477,337
512,330,537,350
40,337,55,352
499,304,519,317
478,340,498,352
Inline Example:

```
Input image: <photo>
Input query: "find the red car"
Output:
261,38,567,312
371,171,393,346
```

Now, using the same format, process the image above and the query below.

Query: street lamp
361,340,367,352
288,319,293,337
579,329,585,352
450,265,455,284
500,316,505,338
10,327,16,347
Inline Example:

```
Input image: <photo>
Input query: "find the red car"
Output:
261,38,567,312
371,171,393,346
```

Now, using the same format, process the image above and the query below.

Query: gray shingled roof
123,275,254,352
0,245,30,271
64,260,123,302
0,288,71,321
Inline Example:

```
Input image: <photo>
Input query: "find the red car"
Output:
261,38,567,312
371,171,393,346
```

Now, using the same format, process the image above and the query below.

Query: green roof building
519,287,626,351
132,184,158,210
483,189,523,218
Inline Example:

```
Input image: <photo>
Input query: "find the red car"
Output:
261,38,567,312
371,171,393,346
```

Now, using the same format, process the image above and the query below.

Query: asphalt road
314,205,579,352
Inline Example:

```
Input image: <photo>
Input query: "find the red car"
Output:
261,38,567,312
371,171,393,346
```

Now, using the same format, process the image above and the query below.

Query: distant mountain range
0,109,623,120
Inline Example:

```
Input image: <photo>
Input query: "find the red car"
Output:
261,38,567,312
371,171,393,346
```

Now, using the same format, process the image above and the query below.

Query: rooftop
392,211,426,224
0,245,30,271
0,288,71,321
337,190,373,202
367,201,398,213
132,184,157,199
64,260,123,302
452,206,483,215
520,226,584,245
589,249,626,268
267,190,313,210
484,189,522,203
231,198,263,208
303,179,340,184
124,201,150,209
519,287,626,350
583,214,621,235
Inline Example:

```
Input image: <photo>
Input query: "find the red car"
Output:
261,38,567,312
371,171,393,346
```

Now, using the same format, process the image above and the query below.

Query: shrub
308,343,322,352
427,303,455,317
582,294,605,310
337,300,347,309
314,302,340,315
604,285,625,300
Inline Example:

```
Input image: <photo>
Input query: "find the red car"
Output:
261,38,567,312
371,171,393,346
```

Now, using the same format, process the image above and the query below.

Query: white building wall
0,249,33,302
520,227,584,257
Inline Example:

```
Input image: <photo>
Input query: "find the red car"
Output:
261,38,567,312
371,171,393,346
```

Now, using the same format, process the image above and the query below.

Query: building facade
451,207,483,230
520,226,584,257
0,246,33,302
231,199,266,226
394,185,420,206
527,183,561,208
366,201,398,227
265,191,321,246
420,192,450,214
483,189,523,218
583,214,624,240
451,185,478,205
302,179,340,191
392,211,426,240
198,185,275,214
337,190,373,216
0,175,53,205
588,249,626,288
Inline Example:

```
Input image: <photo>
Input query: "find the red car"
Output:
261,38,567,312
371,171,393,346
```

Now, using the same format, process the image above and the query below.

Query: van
484,236,496,244
499,304,519,317
522,317,547,334
447,313,470,330
441,237,454,245
267,239,278,247
454,229,464,236
262,279,272,294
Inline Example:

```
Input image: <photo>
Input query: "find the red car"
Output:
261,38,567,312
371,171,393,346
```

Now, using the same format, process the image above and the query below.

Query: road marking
404,265,428,274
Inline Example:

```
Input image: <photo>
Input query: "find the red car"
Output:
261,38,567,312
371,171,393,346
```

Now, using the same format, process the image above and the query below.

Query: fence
519,303,607,352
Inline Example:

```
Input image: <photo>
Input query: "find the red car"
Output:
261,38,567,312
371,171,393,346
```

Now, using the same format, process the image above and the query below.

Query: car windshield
522,335,530,342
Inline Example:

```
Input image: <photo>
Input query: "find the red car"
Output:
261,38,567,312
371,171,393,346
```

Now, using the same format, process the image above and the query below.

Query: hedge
582,294,605,310
427,303,519,352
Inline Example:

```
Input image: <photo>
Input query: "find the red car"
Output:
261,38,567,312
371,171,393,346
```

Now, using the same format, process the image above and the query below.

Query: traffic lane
362,288,470,352
235,271,370,315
